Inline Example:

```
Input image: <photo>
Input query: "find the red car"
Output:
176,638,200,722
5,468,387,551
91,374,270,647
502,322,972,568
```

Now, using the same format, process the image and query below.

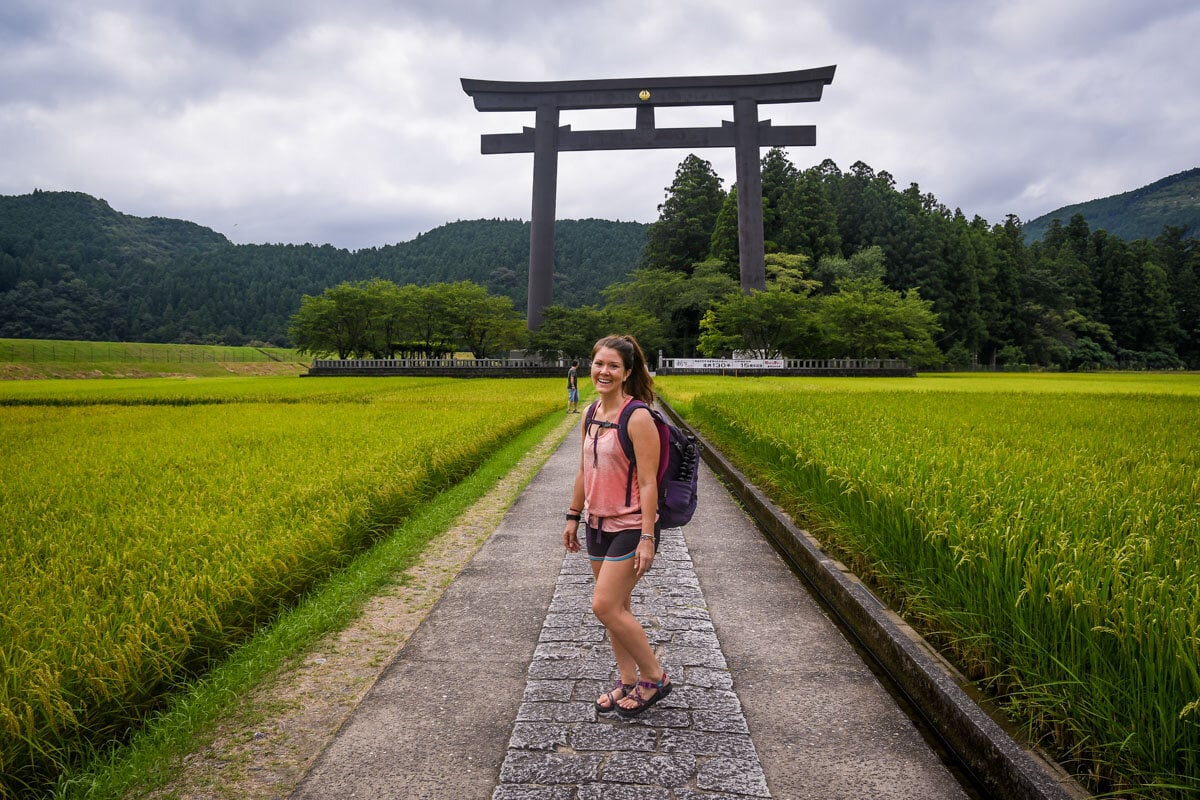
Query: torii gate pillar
462,67,836,329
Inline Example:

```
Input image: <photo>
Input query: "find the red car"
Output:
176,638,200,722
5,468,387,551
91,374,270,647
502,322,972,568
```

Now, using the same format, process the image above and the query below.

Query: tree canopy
605,149,1199,368
289,280,526,359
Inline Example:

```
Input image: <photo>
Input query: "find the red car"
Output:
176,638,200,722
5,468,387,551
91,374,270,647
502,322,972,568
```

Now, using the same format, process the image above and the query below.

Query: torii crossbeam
461,67,836,329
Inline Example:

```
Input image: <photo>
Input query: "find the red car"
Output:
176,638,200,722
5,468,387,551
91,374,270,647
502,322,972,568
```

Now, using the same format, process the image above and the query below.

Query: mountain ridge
0,190,647,344
1022,167,1200,242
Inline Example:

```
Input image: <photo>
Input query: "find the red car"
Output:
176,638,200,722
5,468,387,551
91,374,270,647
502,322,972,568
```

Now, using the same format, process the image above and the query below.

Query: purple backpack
585,399,700,528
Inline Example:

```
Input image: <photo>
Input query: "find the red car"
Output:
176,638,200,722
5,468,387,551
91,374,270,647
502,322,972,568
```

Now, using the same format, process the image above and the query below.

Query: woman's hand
563,522,581,552
633,536,654,577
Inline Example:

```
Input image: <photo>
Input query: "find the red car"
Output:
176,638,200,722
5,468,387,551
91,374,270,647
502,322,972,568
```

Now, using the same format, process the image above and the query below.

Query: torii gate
460,66,836,329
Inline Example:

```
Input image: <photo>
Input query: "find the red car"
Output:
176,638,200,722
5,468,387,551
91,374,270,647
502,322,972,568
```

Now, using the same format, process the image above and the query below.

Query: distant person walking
562,334,671,718
566,359,580,413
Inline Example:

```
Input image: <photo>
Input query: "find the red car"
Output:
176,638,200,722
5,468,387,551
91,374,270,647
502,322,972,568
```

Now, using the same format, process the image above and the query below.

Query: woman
562,334,672,718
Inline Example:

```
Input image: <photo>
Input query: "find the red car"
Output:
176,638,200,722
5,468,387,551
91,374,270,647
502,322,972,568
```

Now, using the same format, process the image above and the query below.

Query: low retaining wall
657,399,1088,800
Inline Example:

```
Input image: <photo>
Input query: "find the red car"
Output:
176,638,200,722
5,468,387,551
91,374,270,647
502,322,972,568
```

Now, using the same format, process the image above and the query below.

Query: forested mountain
1022,167,1200,243
0,191,647,345
4,156,1199,370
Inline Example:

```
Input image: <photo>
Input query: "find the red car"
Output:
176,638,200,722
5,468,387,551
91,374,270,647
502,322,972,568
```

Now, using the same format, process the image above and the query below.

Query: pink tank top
583,397,644,532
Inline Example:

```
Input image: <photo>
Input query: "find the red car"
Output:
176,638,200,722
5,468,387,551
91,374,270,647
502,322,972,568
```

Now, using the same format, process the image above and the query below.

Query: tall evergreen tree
709,187,739,264
1090,229,1131,336
935,211,986,358
788,167,842,261
889,183,943,298
1156,226,1200,365
1114,242,1182,354
760,148,799,250
642,155,726,274
836,162,899,260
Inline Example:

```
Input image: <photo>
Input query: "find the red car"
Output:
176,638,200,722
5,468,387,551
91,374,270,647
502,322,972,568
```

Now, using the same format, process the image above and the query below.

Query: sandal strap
636,672,668,691
598,680,635,708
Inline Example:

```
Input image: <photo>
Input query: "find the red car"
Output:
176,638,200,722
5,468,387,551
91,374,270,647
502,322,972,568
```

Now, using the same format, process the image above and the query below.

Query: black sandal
595,679,635,713
616,672,671,718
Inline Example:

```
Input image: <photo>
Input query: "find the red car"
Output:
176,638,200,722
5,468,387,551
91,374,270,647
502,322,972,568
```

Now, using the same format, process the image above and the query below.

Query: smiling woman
562,334,673,717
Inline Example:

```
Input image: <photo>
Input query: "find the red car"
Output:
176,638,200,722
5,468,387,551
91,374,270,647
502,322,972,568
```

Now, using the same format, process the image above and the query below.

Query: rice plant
659,373,1200,798
0,377,561,797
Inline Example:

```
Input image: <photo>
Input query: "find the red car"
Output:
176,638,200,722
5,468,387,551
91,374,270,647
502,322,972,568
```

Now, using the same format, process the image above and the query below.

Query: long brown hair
592,334,655,405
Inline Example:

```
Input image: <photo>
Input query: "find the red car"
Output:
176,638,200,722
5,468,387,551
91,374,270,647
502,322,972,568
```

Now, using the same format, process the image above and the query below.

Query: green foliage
708,150,843,265
708,186,739,263
356,218,646,310
7,156,1200,369
811,245,886,292
698,288,820,358
604,259,739,356
451,283,527,358
788,166,843,260
817,278,944,365
642,155,726,273
762,148,843,260
763,252,819,294
527,304,665,362
697,252,823,358
288,280,525,359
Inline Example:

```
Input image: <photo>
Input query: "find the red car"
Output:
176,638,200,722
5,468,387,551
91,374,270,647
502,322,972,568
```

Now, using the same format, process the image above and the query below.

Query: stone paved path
493,526,772,799
293,419,973,799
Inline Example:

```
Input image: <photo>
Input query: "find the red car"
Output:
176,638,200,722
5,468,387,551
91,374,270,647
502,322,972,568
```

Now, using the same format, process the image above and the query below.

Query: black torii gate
461,66,836,329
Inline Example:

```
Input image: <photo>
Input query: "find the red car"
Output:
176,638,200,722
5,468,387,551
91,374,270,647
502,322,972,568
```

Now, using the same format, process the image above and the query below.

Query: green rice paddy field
2,368,1197,797
657,372,1200,797
0,375,563,797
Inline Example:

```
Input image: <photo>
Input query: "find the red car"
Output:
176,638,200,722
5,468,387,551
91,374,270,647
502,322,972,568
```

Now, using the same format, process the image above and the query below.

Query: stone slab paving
294,420,972,799
492,526,772,799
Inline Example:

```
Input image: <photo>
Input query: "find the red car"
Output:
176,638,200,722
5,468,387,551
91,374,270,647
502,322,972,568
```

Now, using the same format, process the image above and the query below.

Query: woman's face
591,346,629,397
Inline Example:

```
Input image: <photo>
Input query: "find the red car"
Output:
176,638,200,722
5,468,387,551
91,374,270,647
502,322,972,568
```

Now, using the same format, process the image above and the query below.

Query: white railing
311,358,566,369
657,356,910,371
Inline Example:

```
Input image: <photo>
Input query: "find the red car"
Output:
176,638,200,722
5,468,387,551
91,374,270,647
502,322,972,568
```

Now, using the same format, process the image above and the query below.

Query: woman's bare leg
591,558,665,702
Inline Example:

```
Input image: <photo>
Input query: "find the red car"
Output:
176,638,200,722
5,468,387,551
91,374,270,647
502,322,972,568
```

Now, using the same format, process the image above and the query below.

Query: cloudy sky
2,0,1197,250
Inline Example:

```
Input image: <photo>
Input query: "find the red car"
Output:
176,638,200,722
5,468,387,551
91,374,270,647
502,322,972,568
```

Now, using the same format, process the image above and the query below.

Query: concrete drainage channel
659,401,1091,800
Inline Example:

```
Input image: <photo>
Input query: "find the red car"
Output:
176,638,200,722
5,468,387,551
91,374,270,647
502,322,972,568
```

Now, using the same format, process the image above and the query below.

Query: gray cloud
1,0,1197,249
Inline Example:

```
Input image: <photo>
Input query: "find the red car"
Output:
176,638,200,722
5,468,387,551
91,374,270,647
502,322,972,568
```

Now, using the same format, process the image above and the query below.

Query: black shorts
585,522,660,563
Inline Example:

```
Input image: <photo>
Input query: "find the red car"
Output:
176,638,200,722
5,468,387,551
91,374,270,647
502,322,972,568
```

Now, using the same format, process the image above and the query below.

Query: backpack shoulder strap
616,399,651,508
615,399,649,463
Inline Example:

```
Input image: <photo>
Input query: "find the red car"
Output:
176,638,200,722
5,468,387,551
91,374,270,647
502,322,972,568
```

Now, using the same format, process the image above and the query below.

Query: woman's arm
562,418,587,552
